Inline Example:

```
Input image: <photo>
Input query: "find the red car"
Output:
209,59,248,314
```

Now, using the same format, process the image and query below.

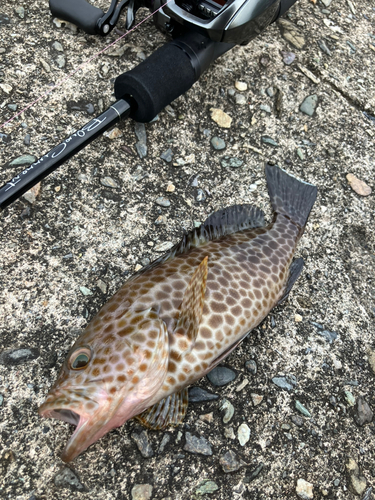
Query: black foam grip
114,42,197,123
49,0,103,35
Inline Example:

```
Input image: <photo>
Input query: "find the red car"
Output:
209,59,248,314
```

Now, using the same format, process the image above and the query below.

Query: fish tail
265,163,317,229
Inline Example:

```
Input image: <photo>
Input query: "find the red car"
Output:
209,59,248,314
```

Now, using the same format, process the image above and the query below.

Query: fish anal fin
135,388,189,430
173,256,208,346
277,257,304,305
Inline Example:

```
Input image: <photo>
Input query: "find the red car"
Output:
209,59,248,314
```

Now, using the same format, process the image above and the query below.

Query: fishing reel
49,0,290,45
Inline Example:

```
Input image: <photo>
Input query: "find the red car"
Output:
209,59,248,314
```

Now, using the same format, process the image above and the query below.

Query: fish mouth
38,392,110,462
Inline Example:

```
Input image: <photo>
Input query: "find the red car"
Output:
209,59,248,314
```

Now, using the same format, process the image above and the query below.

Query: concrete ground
0,0,374,499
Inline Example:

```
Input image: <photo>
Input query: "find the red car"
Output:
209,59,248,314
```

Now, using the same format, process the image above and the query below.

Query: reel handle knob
49,0,104,35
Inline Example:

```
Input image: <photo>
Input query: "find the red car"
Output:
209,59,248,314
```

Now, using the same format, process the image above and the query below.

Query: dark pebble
206,366,236,387
261,136,279,147
0,348,40,366
45,351,58,369
291,415,304,427
245,359,257,375
220,157,243,168
354,396,373,426
219,450,244,473
281,51,295,65
24,134,31,146
67,101,95,115
362,487,373,500
272,376,293,391
134,122,147,144
131,430,153,458
1,132,11,143
317,330,337,343
244,463,264,483
160,148,173,163
54,467,87,492
318,39,332,56
184,432,212,455
136,142,147,159
188,386,219,403
0,13,10,25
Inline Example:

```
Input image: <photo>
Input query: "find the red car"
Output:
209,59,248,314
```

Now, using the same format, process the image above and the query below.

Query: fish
38,164,317,462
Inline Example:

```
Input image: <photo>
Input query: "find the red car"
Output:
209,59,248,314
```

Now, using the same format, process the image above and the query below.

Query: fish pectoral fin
135,388,189,430
173,256,208,346
277,257,304,305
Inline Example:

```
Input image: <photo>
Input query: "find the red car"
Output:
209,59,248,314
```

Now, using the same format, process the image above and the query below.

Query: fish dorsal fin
135,388,189,430
130,205,265,279
172,256,208,351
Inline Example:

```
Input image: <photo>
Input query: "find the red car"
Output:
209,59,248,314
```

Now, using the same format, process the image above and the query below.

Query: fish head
39,306,169,461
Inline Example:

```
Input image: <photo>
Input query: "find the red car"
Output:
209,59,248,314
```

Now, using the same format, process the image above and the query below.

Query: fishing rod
0,0,298,211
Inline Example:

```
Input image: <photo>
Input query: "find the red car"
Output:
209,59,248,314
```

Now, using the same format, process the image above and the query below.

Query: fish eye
70,348,91,370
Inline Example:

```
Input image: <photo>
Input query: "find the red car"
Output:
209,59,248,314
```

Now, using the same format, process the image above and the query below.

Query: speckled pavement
0,1,374,499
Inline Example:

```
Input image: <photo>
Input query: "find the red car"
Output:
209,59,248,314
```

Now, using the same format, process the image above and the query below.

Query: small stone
100,176,119,188
238,423,250,446
131,430,153,458
272,377,293,391
235,81,247,91
220,157,243,168
134,122,147,143
300,95,319,117
55,55,66,68
244,463,264,483
261,136,279,147
346,174,372,196
291,415,304,427
354,396,373,426
277,18,306,49
23,182,41,204
317,329,337,343
199,412,214,423
224,427,235,439
297,148,305,161
281,51,296,65
79,286,93,296
318,40,332,56
260,104,271,113
362,487,373,500
166,183,175,192
160,148,173,163
131,484,153,500
207,366,236,386
195,189,206,202
154,241,174,252
295,400,311,417
235,94,247,105
9,155,36,167
96,279,107,294
220,399,234,424
210,108,232,128
54,467,87,492
184,432,212,455
188,387,219,403
346,458,367,496
195,480,219,495
236,378,249,392
295,314,303,322
220,450,245,473
0,348,40,366
211,137,226,150
251,394,263,406
158,434,170,453
245,359,257,374
0,83,13,94
7,104,17,112
296,479,314,500
52,41,64,52
368,349,375,375
0,394,3,406
156,197,171,207
345,391,356,407
24,134,31,146
103,127,123,139
15,6,25,18
136,142,147,158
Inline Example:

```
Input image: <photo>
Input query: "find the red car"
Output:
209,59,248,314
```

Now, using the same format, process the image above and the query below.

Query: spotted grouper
39,164,317,461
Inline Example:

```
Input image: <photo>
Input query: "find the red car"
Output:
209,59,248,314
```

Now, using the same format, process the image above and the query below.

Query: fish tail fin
265,163,317,229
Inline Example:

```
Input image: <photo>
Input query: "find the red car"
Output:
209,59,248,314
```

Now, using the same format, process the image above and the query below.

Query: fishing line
0,0,173,131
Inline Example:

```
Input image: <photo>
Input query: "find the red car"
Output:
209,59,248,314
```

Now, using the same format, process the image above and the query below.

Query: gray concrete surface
0,0,374,499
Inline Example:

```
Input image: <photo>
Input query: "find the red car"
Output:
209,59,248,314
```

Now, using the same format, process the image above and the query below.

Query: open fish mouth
43,408,81,426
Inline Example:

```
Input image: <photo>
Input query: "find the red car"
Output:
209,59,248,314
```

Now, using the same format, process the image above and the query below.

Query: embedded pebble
354,396,373,426
24,134,31,146
0,83,13,94
272,377,294,391
96,279,107,294
131,430,153,458
154,242,174,252
245,359,257,374
136,143,147,158
317,329,337,343
131,484,153,500
79,286,93,296
210,108,232,128
346,458,367,496
189,387,219,403
261,136,279,147
103,127,123,139
9,155,36,166
235,94,247,105
54,467,87,492
295,314,303,322
244,463,264,483
184,432,212,455
224,427,235,440
158,434,170,453
220,157,243,168
0,394,3,406
23,182,41,204
237,423,250,446
207,366,236,386
318,39,332,56
219,450,245,473
235,81,247,91
15,6,25,18
368,349,375,375
296,479,314,500
295,400,311,417
251,394,263,406
220,399,234,424
199,412,213,423
260,104,271,113
55,55,66,68
277,18,306,49
166,183,175,192
236,378,249,392
195,480,218,495
346,173,372,196
300,95,318,116
0,348,40,366
135,122,147,144
345,390,356,407
156,197,171,207
211,136,226,150
160,148,173,162
281,51,296,65
195,189,206,202
100,177,119,189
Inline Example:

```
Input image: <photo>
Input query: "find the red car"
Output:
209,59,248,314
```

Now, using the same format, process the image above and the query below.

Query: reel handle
49,0,104,34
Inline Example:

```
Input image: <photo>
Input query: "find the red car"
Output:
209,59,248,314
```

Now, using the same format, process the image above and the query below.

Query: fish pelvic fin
277,257,304,305
265,163,317,229
173,256,208,349
135,388,189,430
